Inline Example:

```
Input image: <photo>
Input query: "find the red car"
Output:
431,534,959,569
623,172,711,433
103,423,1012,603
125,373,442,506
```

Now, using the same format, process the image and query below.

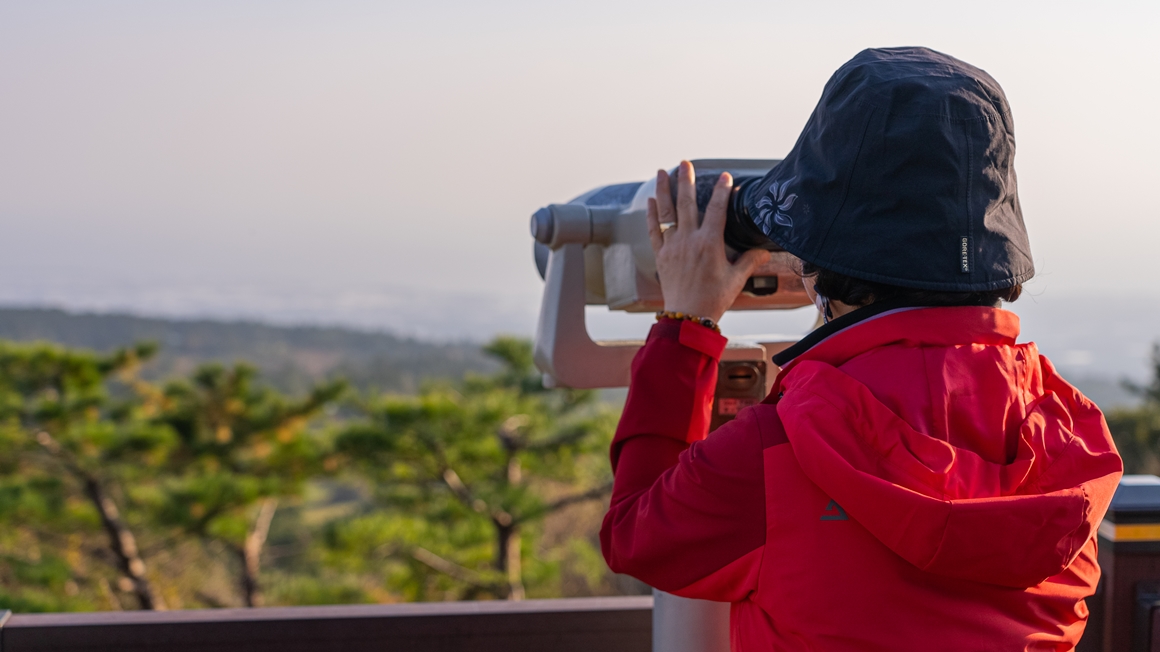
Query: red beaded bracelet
655,310,722,334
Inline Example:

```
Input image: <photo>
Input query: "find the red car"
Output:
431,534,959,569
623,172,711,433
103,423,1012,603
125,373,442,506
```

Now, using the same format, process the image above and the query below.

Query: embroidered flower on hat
755,178,798,231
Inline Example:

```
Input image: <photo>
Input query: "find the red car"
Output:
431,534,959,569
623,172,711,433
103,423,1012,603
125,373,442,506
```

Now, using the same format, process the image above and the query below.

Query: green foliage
1109,344,1160,474
0,340,167,611
0,338,350,611
332,337,615,601
151,363,345,542
0,335,624,612
264,573,374,606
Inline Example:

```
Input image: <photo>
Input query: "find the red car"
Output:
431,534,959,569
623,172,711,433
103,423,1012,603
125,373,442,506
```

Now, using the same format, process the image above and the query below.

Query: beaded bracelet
655,310,722,334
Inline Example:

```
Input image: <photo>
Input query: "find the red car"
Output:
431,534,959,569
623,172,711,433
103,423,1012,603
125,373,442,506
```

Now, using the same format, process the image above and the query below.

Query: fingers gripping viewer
600,47,1123,652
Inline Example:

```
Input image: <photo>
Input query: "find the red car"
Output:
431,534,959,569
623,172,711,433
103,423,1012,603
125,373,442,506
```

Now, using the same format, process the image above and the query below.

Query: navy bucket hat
743,47,1034,292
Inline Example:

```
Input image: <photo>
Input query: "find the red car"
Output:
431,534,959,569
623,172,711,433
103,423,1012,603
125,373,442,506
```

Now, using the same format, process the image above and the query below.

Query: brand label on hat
960,237,970,273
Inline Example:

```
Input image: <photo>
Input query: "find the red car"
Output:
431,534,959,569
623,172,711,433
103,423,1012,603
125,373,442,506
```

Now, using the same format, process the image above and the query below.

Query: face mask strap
808,277,834,324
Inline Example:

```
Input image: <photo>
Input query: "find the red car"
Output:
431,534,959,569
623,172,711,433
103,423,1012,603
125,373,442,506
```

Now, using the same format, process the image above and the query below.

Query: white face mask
816,294,832,324
803,276,832,324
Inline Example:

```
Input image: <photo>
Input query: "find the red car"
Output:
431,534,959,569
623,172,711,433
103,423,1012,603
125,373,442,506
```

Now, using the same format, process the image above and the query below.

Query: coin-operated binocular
529,160,813,652
530,159,812,392
531,160,812,394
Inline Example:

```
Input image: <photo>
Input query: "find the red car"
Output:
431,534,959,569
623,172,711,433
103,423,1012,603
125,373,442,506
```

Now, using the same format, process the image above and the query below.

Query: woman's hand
647,160,771,324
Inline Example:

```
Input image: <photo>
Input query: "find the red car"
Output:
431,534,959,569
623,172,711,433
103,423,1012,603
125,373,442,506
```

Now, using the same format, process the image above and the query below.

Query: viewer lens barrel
670,174,783,256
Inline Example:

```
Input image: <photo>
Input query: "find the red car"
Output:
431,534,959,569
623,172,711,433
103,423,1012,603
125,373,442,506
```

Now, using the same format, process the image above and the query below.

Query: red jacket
601,307,1122,651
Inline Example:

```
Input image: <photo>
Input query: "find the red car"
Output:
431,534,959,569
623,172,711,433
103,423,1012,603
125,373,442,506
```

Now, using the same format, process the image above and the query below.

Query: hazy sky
1,1,1158,374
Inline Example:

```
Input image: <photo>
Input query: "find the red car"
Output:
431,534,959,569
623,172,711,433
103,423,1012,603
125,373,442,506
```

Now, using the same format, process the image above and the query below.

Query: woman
600,47,1122,651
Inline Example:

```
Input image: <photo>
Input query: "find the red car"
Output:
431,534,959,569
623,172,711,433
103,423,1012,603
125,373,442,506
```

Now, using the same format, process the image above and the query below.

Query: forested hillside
0,308,498,393
0,306,1156,614
0,335,624,612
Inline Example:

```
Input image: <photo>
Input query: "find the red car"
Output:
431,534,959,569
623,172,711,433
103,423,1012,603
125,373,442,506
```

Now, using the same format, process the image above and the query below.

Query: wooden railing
0,596,653,652
5,590,1160,651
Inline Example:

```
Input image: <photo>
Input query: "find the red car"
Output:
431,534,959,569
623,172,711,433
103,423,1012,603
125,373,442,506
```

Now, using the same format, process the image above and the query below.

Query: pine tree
331,337,615,601
0,341,172,610
149,363,345,607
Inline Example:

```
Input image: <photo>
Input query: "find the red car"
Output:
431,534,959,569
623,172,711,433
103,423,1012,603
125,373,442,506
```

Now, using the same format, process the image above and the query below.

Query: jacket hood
746,47,1034,293
773,307,1122,588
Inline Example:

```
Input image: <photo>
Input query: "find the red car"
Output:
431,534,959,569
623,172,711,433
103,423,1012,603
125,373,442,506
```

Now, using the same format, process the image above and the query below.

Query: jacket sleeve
600,319,766,602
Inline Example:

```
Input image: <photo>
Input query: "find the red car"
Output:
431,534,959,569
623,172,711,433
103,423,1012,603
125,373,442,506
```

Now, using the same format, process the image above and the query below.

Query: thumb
735,248,773,277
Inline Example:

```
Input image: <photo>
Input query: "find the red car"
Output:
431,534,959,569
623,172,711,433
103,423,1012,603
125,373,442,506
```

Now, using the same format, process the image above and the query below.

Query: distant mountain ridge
0,307,499,394
0,306,1143,409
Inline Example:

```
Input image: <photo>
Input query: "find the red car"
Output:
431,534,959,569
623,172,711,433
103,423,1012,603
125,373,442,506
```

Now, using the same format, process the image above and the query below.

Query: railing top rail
5,595,654,628
0,596,655,652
